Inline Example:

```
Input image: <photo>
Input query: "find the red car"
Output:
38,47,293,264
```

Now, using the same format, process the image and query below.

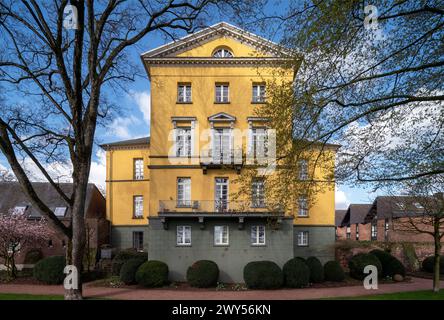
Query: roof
0,182,104,219
365,196,429,222
342,204,372,225
141,21,295,58
100,137,150,150
335,210,347,226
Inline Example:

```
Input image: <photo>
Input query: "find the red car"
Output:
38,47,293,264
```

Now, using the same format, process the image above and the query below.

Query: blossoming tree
0,213,50,278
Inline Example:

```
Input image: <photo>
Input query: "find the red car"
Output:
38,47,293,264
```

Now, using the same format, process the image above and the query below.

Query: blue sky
0,3,378,209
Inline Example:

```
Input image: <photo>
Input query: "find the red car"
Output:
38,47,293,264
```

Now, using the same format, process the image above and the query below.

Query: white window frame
251,179,265,208
298,197,308,217
297,231,309,246
252,84,266,103
215,83,229,103
133,195,143,218
371,222,377,240
177,177,191,207
177,226,191,246
176,127,192,157
214,226,229,246
213,48,233,58
215,177,229,211
251,128,268,161
251,225,266,246
132,231,144,252
298,160,308,180
54,207,67,217
12,206,27,216
177,83,192,103
134,158,144,180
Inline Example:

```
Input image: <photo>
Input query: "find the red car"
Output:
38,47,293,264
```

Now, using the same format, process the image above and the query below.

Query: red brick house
336,204,372,241
0,182,109,268
335,209,346,240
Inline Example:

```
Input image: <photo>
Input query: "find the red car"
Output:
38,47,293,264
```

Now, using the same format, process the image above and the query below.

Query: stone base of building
147,217,294,283
293,225,336,263
111,225,149,251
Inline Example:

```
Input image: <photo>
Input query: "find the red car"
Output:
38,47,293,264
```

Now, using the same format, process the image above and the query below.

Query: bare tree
0,0,257,299
391,176,444,292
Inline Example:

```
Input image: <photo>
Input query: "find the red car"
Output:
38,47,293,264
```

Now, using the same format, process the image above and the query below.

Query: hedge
348,253,382,280
112,249,147,276
243,261,283,289
135,260,168,287
120,258,146,285
33,256,66,284
186,260,219,288
323,261,345,282
370,249,405,278
24,249,43,264
305,257,324,283
282,258,310,288
422,255,444,274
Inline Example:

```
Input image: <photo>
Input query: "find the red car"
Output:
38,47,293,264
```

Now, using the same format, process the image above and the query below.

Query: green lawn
0,293,64,300
331,290,444,300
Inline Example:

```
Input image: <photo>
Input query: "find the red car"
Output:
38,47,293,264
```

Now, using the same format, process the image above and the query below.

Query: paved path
0,277,442,300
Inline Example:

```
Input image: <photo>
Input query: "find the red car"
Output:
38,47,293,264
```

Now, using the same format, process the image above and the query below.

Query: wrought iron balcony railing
158,200,280,214
200,148,243,165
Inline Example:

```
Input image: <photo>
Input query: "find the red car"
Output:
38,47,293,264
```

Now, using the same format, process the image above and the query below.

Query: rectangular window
132,231,144,251
251,128,268,160
385,218,389,239
252,83,266,103
215,178,229,212
12,206,27,215
213,128,232,163
215,83,229,103
298,197,308,217
177,83,192,103
54,207,67,217
346,226,351,239
134,158,144,180
214,226,229,246
371,222,377,240
177,226,191,246
251,179,265,208
297,231,309,246
133,196,143,218
356,224,359,240
176,127,192,157
298,160,308,180
251,225,266,245
177,178,191,207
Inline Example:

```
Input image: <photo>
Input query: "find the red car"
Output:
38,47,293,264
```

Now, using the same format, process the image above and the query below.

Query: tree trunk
433,220,441,293
64,179,88,300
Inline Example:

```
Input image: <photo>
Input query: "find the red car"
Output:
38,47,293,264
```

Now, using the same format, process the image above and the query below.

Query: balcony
200,148,243,174
157,200,285,230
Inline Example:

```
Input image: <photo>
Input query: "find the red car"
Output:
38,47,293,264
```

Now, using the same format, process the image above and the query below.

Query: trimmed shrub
82,270,106,283
282,258,310,288
33,256,65,284
112,249,147,276
422,255,444,274
243,261,283,289
120,258,146,285
24,249,43,264
305,257,324,283
370,249,406,278
348,253,382,280
186,260,219,288
135,260,168,287
324,261,345,282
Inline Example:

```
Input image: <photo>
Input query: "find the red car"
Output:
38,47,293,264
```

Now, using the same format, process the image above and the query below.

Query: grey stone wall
148,217,294,283
293,225,335,263
111,226,149,251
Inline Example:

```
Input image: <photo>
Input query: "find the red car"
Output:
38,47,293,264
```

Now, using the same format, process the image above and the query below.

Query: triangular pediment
141,22,293,59
208,112,236,122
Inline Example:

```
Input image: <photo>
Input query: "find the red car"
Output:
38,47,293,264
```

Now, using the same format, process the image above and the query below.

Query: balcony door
213,128,231,163
215,178,228,212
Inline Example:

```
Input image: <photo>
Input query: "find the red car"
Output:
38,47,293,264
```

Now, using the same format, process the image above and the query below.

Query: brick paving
0,277,442,300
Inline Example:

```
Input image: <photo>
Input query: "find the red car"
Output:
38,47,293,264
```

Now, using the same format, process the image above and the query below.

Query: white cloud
335,187,350,209
109,115,140,139
130,90,151,126
89,149,106,191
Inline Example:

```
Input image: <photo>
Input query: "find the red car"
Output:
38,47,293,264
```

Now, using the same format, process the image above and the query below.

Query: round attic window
213,48,234,58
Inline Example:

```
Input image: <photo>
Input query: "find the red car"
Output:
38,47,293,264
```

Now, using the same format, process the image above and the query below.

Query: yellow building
102,22,337,282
